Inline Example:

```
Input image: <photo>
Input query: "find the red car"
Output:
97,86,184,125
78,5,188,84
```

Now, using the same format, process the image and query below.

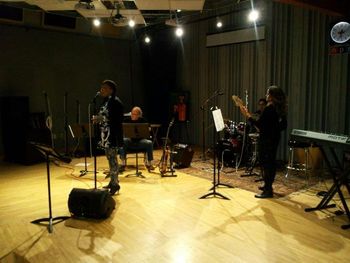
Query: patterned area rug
179,155,321,198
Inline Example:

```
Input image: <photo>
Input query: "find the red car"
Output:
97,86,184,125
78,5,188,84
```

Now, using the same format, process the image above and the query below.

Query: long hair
267,86,287,117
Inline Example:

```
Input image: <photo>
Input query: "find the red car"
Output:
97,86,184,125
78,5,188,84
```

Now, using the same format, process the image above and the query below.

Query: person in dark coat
93,80,124,195
240,86,287,198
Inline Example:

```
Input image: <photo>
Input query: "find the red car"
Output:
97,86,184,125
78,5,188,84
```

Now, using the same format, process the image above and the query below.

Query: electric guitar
231,95,260,132
231,95,244,108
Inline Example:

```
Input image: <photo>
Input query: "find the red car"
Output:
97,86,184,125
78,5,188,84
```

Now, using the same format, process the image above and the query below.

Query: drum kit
217,119,259,168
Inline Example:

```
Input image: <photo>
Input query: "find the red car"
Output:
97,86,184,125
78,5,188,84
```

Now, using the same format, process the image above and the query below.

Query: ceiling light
248,10,259,22
216,21,223,28
175,27,184,37
144,36,151,44
93,19,101,27
128,19,135,27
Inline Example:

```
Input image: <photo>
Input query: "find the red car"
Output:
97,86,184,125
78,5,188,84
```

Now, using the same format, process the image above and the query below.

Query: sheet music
212,108,225,132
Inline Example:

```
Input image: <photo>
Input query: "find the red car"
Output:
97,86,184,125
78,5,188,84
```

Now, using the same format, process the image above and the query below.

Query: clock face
330,21,350,44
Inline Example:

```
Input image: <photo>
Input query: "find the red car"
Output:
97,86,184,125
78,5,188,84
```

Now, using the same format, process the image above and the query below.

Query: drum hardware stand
241,133,260,179
200,106,230,200
29,142,71,233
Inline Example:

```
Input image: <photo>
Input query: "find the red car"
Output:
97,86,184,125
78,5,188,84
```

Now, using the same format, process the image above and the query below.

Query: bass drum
216,138,241,167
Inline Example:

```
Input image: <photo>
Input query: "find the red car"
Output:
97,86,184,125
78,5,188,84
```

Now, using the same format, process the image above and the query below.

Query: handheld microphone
92,91,100,102
94,91,101,98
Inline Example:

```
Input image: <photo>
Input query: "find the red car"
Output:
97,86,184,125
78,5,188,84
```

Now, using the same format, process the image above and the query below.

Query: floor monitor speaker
68,188,115,219
173,144,194,168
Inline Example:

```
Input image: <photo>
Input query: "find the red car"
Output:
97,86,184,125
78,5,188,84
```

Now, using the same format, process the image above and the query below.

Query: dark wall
0,24,144,155
140,28,180,136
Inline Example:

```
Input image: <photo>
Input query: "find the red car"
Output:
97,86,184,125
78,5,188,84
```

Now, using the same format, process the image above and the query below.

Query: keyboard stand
304,146,350,229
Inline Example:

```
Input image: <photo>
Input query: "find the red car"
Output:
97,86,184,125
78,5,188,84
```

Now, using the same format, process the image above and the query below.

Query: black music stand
200,108,230,200
29,142,71,233
69,123,94,177
123,123,150,178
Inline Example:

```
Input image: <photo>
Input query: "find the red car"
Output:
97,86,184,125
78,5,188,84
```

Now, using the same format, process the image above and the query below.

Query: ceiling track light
248,10,259,22
175,27,184,37
93,18,101,27
144,36,151,44
128,19,135,27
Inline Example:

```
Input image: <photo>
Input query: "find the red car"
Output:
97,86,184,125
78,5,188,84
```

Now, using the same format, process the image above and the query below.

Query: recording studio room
0,0,350,262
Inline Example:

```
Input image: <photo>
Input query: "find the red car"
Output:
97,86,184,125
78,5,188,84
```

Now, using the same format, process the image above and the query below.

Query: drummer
252,98,267,120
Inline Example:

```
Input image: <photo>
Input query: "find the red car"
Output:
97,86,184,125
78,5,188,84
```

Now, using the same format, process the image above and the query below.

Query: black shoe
110,183,120,195
258,186,265,191
145,164,156,172
118,165,126,173
255,191,273,199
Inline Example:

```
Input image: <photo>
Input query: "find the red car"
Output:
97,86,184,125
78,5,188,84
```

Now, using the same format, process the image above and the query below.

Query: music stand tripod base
199,190,230,200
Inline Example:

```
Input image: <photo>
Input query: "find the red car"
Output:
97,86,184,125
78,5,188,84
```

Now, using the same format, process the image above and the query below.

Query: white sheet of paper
212,109,225,132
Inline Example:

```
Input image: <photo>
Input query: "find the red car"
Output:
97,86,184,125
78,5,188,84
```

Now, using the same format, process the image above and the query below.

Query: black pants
259,139,279,192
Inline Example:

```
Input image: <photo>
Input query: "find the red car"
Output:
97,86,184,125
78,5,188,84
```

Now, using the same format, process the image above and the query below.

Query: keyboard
290,129,350,149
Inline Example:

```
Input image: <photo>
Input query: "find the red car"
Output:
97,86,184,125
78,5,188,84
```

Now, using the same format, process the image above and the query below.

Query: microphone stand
91,97,98,190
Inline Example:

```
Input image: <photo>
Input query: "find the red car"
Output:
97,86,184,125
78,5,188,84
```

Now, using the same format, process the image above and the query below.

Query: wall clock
330,21,350,44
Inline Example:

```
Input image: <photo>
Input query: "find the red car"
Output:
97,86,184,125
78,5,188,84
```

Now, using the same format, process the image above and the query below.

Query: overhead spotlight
93,18,101,27
110,2,127,26
216,21,223,28
248,10,259,22
175,27,184,37
144,36,151,44
128,19,135,28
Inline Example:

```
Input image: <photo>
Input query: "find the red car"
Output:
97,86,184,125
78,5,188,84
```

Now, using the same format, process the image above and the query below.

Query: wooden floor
1,150,350,263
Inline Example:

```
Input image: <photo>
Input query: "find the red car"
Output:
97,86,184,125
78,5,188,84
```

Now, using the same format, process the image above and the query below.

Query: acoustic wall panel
206,26,265,47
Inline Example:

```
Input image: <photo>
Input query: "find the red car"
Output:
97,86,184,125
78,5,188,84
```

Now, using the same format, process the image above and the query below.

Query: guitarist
239,86,287,198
